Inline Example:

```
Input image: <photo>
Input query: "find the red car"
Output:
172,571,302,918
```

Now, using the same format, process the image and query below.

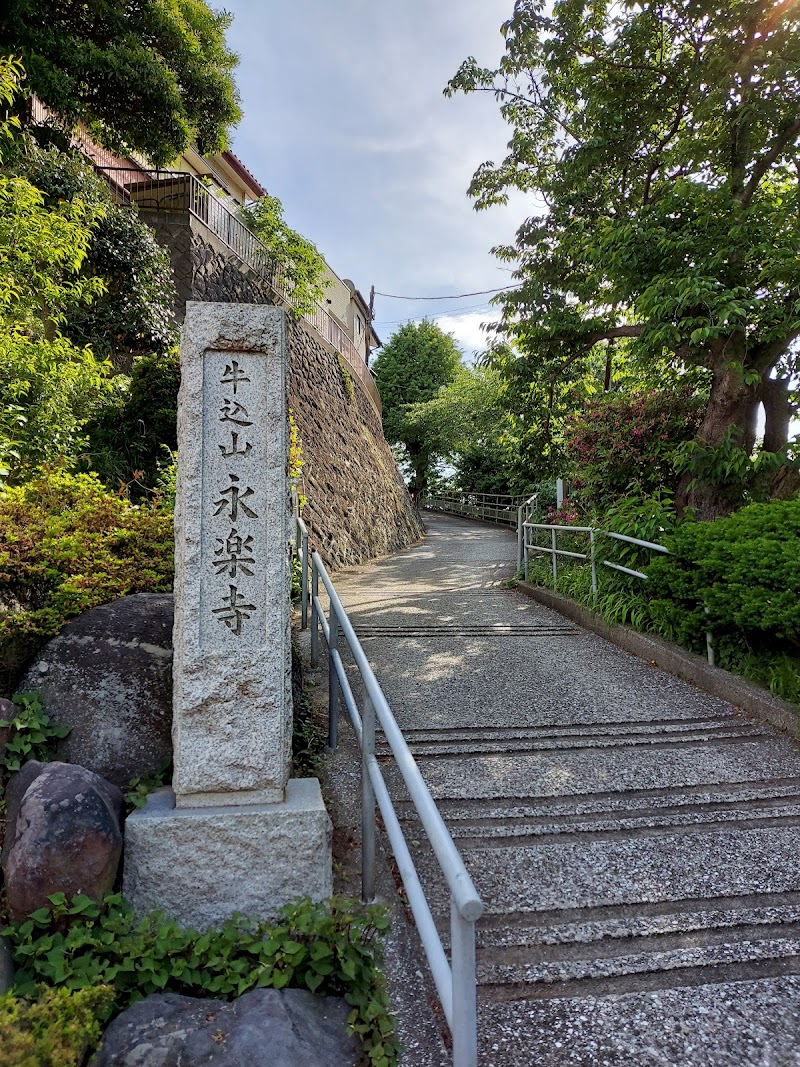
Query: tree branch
740,114,800,207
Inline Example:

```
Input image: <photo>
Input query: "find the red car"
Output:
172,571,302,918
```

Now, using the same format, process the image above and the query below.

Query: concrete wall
147,219,422,568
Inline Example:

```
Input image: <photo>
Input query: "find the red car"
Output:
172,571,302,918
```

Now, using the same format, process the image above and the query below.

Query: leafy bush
564,388,703,509
0,985,114,1067
0,468,173,691
3,893,399,1066
86,350,180,491
0,691,69,778
648,498,800,700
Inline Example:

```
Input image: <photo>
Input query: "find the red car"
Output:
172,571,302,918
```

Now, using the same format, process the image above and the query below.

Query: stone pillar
171,302,290,807
124,304,332,929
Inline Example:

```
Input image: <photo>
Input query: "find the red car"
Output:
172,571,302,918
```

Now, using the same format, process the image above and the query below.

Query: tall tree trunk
676,348,758,519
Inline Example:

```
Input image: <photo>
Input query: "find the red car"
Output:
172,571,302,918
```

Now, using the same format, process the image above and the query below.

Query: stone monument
124,303,332,929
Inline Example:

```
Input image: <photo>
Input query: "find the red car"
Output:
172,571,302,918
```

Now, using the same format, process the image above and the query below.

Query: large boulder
91,988,359,1066
2,761,123,920
21,594,174,787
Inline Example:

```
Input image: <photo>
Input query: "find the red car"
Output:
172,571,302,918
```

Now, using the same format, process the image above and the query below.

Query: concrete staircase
332,513,800,1066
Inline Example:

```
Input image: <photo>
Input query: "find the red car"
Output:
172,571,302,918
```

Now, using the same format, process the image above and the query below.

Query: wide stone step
475,975,800,1066
476,891,800,950
477,930,800,1003
394,776,800,822
376,718,770,759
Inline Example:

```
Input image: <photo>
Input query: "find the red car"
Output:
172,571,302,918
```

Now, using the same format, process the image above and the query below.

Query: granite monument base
123,778,332,929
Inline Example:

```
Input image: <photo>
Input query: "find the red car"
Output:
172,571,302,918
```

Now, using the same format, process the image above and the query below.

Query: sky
223,0,528,357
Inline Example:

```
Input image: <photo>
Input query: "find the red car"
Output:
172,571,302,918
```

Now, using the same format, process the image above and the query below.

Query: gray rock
0,935,13,994
2,761,123,920
21,594,174,786
0,759,46,868
90,988,359,1066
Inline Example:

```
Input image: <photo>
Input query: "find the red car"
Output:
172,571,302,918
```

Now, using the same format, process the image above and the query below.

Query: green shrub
648,497,800,701
0,985,114,1067
0,690,69,779
564,388,703,509
3,893,399,1066
0,468,173,691
86,350,180,491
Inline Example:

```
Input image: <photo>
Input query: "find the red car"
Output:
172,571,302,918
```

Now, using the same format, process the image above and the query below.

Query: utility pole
365,284,375,367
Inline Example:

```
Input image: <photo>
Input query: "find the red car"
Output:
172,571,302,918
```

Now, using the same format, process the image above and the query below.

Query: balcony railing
98,167,382,415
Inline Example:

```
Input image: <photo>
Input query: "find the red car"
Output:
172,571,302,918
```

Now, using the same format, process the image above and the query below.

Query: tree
0,59,113,482
404,364,523,493
14,146,178,369
372,320,463,494
2,0,241,166
448,0,800,517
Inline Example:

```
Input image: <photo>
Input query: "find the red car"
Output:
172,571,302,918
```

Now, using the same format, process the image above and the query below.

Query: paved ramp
331,512,800,1066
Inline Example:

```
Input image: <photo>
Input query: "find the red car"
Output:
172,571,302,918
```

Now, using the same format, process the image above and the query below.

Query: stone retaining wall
150,221,422,568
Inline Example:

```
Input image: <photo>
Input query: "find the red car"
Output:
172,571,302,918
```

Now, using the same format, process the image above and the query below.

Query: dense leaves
3,0,242,166
64,205,178,368
240,194,329,317
0,144,112,482
0,468,174,690
564,388,703,509
448,0,800,515
648,498,800,657
0,986,114,1067
372,320,463,493
3,894,399,1066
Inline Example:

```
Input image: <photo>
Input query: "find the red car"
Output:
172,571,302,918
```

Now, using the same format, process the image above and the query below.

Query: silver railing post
451,898,478,1067
300,525,309,630
589,528,598,594
705,605,715,667
551,526,558,583
328,604,340,749
516,505,524,572
310,561,320,667
361,693,377,903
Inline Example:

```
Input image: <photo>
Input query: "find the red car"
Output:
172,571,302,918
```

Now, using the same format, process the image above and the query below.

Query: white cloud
433,312,497,358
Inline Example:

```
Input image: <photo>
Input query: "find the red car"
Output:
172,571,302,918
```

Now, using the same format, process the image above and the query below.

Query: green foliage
0,690,69,778
240,195,329,317
525,495,800,705
0,148,113,482
373,320,463,493
648,499,800,697
64,205,178,368
0,468,174,691
337,353,355,403
87,350,180,491
122,757,173,815
292,684,325,780
674,429,799,512
5,0,242,166
0,985,114,1067
565,389,703,509
405,363,523,493
448,0,800,514
3,893,399,1066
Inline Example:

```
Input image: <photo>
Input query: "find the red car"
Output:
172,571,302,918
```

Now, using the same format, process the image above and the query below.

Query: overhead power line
373,284,517,300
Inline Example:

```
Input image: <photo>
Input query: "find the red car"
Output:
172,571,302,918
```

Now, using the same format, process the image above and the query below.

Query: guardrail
295,516,483,1067
96,167,382,416
521,520,715,666
421,491,535,529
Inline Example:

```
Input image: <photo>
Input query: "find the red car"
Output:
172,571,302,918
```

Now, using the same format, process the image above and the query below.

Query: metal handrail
95,166,382,416
520,519,715,666
421,490,534,530
295,516,483,1066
